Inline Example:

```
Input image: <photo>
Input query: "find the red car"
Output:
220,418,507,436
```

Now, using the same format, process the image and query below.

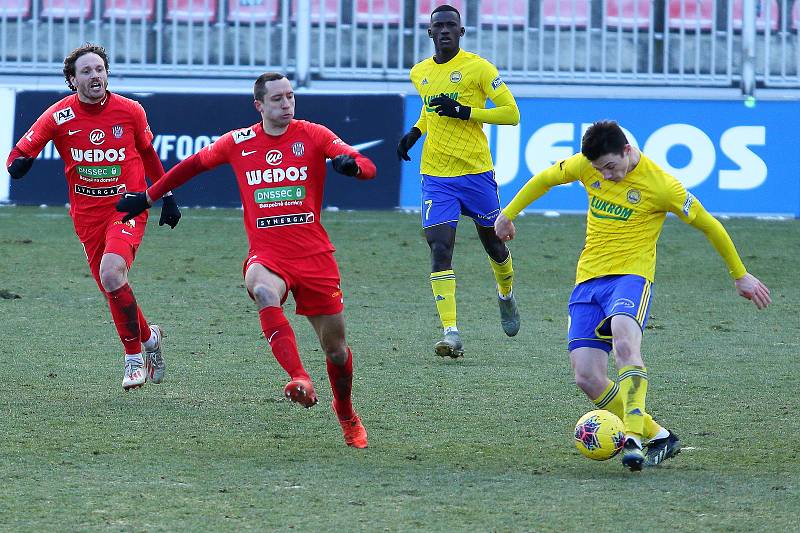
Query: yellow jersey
505,152,704,284
410,49,510,177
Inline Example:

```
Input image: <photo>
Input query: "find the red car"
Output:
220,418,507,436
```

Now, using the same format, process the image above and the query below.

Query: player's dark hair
63,43,110,91
581,120,629,161
254,72,288,101
431,4,460,21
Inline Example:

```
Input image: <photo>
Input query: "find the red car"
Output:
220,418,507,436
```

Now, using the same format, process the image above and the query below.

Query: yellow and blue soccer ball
574,409,625,461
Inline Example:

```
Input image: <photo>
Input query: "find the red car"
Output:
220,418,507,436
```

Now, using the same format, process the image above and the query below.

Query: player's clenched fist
429,93,471,120
159,195,182,229
494,213,516,242
331,154,360,177
116,192,152,222
396,127,421,161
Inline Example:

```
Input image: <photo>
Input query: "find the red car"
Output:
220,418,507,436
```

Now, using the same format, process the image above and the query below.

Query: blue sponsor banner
401,96,800,217
10,91,403,209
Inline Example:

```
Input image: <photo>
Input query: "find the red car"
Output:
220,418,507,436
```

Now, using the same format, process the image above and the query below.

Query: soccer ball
574,409,625,461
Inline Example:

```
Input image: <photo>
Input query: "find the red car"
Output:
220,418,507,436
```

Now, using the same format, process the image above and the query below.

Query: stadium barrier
0,0,798,88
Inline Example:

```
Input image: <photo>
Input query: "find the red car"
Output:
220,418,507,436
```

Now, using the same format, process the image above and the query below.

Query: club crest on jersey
233,127,256,144
626,188,641,204
292,142,305,157
112,125,123,138
53,107,75,125
90,129,106,146
450,71,462,83
265,149,283,166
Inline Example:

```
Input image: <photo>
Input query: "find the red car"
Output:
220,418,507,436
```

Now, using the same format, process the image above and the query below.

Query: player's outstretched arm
331,153,375,180
688,208,770,310
494,213,516,242
139,144,181,229
735,273,771,310
116,192,152,222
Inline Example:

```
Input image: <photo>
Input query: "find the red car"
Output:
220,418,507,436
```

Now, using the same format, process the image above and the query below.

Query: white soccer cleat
144,325,165,384
123,359,147,391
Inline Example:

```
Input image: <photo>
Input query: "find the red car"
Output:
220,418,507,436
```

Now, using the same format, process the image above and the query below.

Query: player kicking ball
116,72,375,448
495,121,770,470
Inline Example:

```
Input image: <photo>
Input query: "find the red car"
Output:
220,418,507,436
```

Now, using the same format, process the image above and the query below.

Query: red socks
259,306,309,381
106,284,141,355
137,307,152,343
260,306,355,418
328,347,354,420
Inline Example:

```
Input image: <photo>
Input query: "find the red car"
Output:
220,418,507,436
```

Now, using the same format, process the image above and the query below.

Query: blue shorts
567,274,653,353
420,171,501,228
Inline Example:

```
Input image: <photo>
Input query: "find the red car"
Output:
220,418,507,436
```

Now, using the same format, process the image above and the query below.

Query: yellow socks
593,377,661,441
430,270,457,330
617,365,648,438
488,253,514,297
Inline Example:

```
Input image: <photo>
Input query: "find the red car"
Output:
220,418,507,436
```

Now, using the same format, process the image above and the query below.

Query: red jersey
184,120,375,259
12,92,155,220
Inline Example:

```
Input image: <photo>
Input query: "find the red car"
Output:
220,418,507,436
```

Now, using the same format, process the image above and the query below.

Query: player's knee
251,284,281,308
484,239,507,261
325,344,348,365
612,337,637,360
429,240,453,269
99,264,126,292
574,372,601,396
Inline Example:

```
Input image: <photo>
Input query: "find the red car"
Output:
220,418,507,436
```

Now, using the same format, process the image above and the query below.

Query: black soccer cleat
645,431,681,467
621,438,645,472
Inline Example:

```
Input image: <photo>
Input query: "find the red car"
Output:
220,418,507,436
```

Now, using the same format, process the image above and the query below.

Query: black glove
116,192,151,222
159,194,181,229
331,154,360,177
397,127,422,161
8,157,34,179
429,94,471,120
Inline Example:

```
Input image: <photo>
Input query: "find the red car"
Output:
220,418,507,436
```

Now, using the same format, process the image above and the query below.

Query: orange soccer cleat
283,378,319,408
333,401,368,449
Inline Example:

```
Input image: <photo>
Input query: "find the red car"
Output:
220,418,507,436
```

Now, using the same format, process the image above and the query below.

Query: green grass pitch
1,206,798,531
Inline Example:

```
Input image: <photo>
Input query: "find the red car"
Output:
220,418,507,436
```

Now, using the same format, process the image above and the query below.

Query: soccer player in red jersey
116,72,376,448
5,44,181,391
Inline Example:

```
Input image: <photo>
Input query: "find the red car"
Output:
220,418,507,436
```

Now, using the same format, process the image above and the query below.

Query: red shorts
243,251,344,316
73,210,149,289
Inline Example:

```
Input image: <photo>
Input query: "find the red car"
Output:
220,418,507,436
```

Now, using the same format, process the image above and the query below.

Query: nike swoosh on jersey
121,229,133,235
242,149,257,156
68,129,82,135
